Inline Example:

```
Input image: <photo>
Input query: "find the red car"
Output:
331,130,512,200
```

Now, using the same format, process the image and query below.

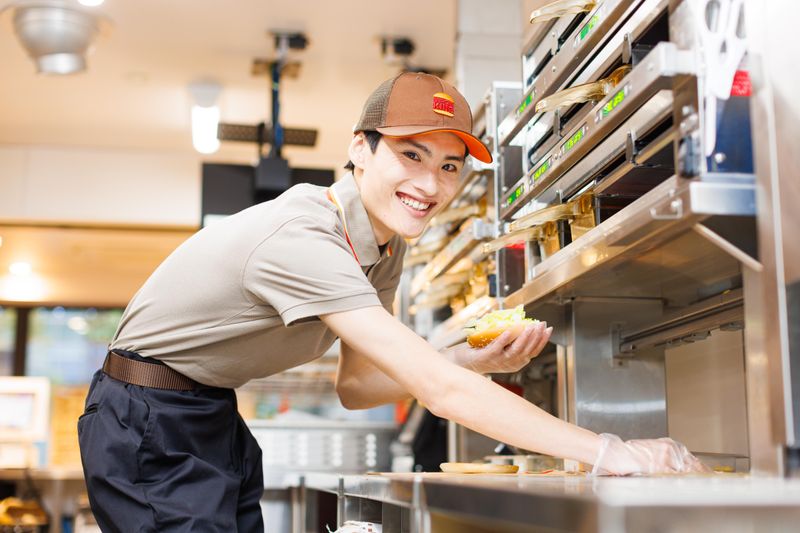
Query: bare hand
452,321,553,374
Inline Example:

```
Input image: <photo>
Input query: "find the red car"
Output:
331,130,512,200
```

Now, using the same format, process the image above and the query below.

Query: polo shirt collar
329,173,381,267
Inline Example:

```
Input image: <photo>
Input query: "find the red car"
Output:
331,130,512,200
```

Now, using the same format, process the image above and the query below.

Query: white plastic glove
591,433,711,476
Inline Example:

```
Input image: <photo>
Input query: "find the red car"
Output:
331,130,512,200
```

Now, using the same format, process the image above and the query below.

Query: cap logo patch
432,92,455,117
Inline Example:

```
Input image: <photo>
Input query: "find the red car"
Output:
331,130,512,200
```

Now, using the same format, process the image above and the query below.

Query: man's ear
348,133,368,170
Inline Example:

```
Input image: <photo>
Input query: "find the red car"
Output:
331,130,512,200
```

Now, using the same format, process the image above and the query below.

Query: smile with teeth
397,193,433,212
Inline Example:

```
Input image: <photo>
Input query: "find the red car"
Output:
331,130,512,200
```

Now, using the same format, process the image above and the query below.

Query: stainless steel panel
742,266,784,475
665,329,749,457
746,0,800,462
567,298,667,439
248,420,397,476
343,496,381,524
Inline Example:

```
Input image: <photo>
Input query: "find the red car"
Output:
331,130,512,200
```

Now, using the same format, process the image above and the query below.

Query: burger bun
466,322,526,348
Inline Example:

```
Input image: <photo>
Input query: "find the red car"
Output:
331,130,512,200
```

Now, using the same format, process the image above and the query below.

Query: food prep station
279,0,800,531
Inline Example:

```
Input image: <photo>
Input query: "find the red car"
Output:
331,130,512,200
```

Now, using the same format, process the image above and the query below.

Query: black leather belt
103,351,199,391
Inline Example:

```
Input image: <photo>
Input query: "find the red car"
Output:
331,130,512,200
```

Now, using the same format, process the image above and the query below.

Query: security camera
381,37,415,61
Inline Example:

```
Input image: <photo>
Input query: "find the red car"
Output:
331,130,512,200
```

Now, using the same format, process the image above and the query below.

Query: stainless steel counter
302,471,800,532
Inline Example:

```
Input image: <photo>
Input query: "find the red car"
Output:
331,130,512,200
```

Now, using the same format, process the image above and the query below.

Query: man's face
352,131,466,243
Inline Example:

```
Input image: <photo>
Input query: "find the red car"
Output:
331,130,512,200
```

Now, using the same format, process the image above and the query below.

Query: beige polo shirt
110,173,406,388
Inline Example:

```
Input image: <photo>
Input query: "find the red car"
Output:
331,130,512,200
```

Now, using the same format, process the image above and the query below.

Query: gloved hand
448,321,553,374
591,433,711,476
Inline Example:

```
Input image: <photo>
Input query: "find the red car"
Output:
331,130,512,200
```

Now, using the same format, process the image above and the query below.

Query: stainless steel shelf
409,218,493,297
500,0,642,147
500,0,670,149
618,287,744,354
501,41,695,219
504,175,756,309
303,472,800,531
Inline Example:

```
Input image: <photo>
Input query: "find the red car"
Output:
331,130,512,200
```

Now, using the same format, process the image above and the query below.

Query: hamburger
464,305,538,348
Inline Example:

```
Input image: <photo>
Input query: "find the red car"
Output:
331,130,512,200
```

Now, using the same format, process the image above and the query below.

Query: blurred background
0,2,524,530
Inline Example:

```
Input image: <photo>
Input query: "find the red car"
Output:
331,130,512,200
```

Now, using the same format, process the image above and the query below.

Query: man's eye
403,151,421,161
442,163,459,173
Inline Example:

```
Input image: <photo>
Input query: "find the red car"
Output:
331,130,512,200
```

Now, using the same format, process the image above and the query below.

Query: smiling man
78,73,707,533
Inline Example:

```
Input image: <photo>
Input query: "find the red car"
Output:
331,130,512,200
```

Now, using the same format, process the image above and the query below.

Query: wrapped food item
328,521,382,533
441,462,519,474
464,305,538,348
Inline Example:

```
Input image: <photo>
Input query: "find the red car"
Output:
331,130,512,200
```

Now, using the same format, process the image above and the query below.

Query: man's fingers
529,325,553,357
497,323,526,348
502,323,536,355
523,322,546,356
498,323,543,370
490,329,516,349
480,323,553,369
508,322,544,359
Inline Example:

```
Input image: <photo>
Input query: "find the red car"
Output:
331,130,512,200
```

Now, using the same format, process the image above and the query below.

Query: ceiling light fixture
9,261,32,276
188,80,222,154
2,1,111,75
2,261,45,301
78,0,104,6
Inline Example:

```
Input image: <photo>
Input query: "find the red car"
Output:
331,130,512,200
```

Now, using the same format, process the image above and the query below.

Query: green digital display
599,86,627,119
532,157,551,182
517,93,533,116
506,184,525,207
561,126,586,155
578,14,600,43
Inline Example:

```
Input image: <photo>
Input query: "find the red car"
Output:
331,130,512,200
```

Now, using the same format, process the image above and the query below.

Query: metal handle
508,202,574,232
483,227,542,254
529,0,597,25
508,192,594,232
535,65,631,114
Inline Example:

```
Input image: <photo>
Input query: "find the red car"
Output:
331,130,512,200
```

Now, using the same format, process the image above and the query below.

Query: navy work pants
77,351,264,532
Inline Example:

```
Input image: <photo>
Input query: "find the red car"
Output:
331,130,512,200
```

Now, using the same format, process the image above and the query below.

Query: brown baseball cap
354,72,492,163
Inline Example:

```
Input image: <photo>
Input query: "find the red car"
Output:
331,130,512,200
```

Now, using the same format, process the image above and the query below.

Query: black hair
344,130,383,171
344,130,469,171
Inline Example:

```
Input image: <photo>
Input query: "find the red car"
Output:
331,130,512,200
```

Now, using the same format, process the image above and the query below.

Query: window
0,306,15,375
26,307,123,385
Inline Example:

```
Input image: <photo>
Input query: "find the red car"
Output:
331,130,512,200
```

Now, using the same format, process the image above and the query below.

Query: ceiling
0,0,458,169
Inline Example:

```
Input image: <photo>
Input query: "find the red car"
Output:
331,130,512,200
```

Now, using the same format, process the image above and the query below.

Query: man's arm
335,317,553,409
322,306,602,465
325,306,710,474
336,340,411,409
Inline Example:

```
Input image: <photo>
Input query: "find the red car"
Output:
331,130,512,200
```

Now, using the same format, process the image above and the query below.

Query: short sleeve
244,215,382,325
